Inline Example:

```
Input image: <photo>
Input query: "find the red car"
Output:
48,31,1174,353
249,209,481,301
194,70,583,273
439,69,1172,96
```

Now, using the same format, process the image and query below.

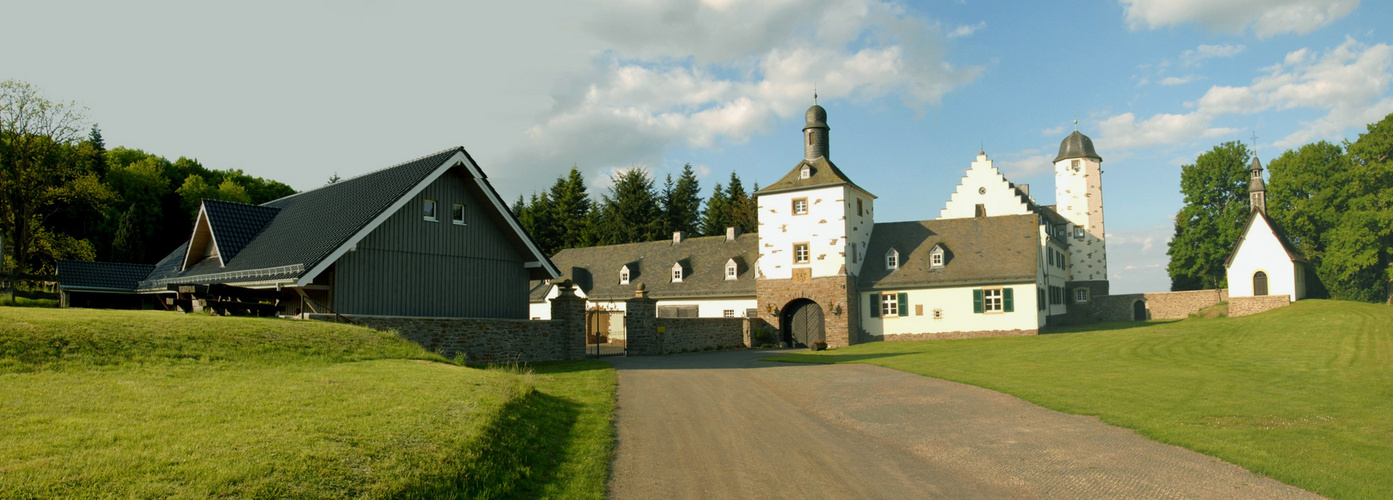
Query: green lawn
0,307,615,499
771,299,1393,500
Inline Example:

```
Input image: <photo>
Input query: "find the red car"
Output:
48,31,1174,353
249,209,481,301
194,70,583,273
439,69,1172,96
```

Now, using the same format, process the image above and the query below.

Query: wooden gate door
1133,300,1147,321
789,302,826,346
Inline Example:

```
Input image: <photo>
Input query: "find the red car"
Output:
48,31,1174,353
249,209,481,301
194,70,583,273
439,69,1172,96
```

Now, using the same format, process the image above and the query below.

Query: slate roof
137,147,557,290
201,199,281,262
859,215,1040,290
531,233,758,302
57,260,155,292
755,157,874,197
1055,130,1102,163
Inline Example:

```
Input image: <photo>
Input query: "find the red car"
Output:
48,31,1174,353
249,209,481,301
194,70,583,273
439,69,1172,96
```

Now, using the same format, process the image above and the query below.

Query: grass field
772,300,1393,500
0,307,616,499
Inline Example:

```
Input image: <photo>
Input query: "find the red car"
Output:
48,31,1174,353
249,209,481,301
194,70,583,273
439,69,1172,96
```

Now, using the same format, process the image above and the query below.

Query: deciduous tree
1166,141,1251,290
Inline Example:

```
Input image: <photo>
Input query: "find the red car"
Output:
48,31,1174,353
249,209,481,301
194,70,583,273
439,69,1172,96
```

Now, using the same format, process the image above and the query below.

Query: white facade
529,283,756,320
1054,155,1108,282
1226,214,1305,301
757,184,873,280
861,283,1042,338
939,152,1034,219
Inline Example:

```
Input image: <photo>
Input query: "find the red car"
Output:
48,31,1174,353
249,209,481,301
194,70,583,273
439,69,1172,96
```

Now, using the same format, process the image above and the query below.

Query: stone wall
1229,295,1291,317
1092,289,1228,322
756,274,858,347
882,329,1036,342
316,282,587,364
655,318,747,354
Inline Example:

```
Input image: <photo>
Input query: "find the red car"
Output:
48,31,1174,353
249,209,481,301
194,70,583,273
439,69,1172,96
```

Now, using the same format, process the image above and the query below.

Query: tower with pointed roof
1249,156,1267,214
754,102,875,348
1054,129,1109,297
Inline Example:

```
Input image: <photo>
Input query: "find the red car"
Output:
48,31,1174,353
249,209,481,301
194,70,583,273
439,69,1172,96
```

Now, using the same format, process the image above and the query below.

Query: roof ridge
264,146,464,205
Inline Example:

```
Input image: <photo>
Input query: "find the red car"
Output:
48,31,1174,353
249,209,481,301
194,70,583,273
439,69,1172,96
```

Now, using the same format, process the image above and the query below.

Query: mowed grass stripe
0,308,616,499
771,300,1393,499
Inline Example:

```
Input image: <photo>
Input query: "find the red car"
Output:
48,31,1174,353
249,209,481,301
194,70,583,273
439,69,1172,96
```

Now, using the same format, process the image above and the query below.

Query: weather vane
813,84,818,105
1074,114,1078,132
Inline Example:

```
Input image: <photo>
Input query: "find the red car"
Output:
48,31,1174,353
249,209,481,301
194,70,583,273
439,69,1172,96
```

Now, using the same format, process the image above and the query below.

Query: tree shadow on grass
394,388,581,499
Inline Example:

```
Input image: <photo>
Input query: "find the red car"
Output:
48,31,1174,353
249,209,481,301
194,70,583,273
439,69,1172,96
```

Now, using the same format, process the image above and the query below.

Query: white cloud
503,0,982,181
1120,0,1359,38
948,21,986,38
996,151,1056,179
1159,75,1200,86
1101,37,1393,151
1104,224,1174,293
1041,124,1069,136
1180,44,1245,67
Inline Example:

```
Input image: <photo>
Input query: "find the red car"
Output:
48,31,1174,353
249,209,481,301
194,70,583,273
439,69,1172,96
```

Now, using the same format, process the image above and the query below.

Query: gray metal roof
804,104,828,129
1054,131,1102,163
1249,157,1266,192
532,233,758,302
858,215,1040,290
57,260,155,292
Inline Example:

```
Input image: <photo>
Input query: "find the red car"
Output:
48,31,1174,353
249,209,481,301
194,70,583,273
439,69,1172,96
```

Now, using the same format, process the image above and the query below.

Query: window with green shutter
897,292,908,317
869,293,881,317
972,289,984,313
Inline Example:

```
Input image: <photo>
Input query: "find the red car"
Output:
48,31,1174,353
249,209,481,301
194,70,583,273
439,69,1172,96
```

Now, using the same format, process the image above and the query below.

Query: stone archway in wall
1133,300,1148,321
781,299,825,347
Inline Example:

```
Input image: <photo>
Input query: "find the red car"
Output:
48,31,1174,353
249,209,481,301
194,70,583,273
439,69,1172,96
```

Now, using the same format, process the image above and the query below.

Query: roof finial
813,84,818,105
1073,115,1078,132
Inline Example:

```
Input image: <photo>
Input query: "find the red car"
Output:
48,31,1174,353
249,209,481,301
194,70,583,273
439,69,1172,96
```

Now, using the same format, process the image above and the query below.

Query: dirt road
606,349,1320,499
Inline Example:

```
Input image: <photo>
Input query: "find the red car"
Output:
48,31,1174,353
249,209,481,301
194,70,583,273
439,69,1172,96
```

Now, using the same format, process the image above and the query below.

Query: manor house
531,104,1110,347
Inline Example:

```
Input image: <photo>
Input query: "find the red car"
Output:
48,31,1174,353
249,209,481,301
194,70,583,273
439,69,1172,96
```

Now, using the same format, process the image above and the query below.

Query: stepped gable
859,214,1039,290
533,232,758,302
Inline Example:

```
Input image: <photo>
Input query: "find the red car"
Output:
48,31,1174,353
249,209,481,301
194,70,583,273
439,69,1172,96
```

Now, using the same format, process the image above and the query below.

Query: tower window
1071,159,1081,172
857,198,863,216
792,198,808,215
794,243,810,264
808,132,813,145
1074,227,1084,239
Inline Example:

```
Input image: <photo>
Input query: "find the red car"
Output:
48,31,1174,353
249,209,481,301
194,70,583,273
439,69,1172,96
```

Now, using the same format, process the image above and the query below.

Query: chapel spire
1249,156,1267,214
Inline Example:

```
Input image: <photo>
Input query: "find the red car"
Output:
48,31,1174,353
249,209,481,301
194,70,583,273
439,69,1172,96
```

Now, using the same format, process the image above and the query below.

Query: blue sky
4,0,1391,293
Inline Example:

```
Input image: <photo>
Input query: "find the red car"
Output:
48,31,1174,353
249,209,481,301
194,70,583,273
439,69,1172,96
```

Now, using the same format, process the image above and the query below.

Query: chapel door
1253,271,1269,296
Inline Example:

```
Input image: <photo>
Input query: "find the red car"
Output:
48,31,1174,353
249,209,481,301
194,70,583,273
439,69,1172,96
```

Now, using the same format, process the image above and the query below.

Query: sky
4,0,1392,293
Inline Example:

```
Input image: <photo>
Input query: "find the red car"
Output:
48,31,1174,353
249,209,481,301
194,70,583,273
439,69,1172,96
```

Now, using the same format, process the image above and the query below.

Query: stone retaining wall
881,329,1037,342
1229,295,1291,317
1092,289,1228,322
655,318,748,354
314,283,587,364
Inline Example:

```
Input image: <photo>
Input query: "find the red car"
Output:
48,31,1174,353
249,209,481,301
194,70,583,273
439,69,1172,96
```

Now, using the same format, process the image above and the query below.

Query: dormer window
800,165,811,179
725,259,738,280
620,265,630,285
886,249,899,270
930,245,945,268
671,262,683,283
423,199,438,222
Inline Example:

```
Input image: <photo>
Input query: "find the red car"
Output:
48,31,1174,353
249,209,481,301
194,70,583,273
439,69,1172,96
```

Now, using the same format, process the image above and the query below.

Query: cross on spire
1250,130,1258,149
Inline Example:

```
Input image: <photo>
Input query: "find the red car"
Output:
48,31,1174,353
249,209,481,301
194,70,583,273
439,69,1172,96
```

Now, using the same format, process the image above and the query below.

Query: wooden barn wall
332,167,529,318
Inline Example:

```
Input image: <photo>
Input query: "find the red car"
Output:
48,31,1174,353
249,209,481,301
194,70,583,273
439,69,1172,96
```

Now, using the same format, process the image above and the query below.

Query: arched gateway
782,299,825,347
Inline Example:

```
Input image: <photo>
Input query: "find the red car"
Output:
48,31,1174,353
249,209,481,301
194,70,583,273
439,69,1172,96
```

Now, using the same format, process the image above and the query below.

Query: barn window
452,203,466,225
423,199,438,222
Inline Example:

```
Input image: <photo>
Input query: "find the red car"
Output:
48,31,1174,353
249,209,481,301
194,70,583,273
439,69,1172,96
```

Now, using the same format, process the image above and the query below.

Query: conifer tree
661,163,702,236
700,182,729,236
597,168,661,245
547,166,592,251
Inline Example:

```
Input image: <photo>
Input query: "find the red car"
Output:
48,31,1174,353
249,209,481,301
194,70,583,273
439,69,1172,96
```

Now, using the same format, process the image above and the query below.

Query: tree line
1168,112,1393,303
0,80,295,276
511,163,758,256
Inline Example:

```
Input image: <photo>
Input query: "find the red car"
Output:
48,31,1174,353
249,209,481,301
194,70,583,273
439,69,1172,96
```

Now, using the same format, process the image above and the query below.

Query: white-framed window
723,309,735,318
800,165,811,179
882,293,898,316
1075,288,1089,303
452,203,466,225
983,288,1003,313
885,249,899,270
1071,159,1081,171
930,246,944,268
725,259,738,280
1074,227,1084,239
793,243,810,264
423,199,438,221
620,265,630,285
671,262,683,282
792,198,809,215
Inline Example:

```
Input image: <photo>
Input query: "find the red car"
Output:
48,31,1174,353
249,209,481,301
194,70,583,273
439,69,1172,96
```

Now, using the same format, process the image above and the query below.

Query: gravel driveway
606,349,1321,499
